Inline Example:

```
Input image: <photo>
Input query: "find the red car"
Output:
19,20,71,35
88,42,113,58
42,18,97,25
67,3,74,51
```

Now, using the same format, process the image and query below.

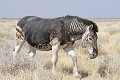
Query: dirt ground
0,18,120,80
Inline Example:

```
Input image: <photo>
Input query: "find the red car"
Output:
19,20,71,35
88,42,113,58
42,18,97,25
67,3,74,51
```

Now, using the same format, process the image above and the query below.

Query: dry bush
98,54,120,80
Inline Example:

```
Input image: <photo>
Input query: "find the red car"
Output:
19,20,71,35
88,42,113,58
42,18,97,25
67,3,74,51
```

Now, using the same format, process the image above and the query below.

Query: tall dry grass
0,19,120,80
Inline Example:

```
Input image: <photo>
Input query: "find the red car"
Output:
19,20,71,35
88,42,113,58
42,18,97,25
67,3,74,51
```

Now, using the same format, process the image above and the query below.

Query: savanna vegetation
0,19,120,80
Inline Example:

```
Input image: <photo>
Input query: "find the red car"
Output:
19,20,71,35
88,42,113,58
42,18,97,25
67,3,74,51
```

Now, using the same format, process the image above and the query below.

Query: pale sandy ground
0,18,120,80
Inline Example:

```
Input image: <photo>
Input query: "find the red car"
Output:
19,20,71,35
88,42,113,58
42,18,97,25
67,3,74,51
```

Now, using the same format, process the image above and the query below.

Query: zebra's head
81,24,98,59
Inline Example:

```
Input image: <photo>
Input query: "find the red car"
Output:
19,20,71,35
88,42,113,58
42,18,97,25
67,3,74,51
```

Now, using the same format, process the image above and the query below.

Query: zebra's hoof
73,72,81,78
52,68,57,75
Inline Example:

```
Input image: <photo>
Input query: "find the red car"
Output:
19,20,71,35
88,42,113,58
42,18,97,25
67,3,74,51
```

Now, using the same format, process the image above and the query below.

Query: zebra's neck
69,18,86,35
66,18,86,41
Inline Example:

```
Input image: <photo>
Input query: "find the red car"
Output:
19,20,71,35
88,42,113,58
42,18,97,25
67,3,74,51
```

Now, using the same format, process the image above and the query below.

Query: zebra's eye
88,37,92,40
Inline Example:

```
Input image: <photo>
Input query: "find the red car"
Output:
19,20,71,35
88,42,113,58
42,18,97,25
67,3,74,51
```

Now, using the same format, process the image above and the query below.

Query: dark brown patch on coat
15,26,25,44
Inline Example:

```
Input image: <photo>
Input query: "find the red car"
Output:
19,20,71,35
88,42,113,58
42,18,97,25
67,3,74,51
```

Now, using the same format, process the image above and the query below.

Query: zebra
13,15,98,77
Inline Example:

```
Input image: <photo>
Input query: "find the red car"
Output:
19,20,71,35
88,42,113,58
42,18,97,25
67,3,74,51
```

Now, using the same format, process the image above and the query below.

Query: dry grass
0,18,120,80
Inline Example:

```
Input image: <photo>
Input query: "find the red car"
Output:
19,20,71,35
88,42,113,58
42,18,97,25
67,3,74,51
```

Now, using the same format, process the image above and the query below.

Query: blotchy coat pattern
14,15,98,77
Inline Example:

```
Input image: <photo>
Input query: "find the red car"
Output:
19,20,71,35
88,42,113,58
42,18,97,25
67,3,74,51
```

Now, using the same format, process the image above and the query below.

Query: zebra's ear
87,24,93,31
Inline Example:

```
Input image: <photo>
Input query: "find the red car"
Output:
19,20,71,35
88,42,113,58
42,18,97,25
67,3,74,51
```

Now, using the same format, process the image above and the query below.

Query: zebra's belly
33,43,52,51
31,43,68,51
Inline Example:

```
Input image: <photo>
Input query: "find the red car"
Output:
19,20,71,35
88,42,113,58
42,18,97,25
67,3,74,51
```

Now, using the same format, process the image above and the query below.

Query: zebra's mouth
88,48,98,59
89,53,97,59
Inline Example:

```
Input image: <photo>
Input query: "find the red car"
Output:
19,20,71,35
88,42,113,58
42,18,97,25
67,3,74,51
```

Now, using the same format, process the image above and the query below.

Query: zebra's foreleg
51,38,60,74
63,47,80,77
28,45,36,58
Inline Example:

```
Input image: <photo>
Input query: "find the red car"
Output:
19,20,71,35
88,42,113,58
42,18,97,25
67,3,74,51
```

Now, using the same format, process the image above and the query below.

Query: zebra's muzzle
88,48,98,59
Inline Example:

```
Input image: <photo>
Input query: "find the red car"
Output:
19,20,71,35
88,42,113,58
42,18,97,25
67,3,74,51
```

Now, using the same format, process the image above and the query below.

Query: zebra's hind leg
13,26,25,61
